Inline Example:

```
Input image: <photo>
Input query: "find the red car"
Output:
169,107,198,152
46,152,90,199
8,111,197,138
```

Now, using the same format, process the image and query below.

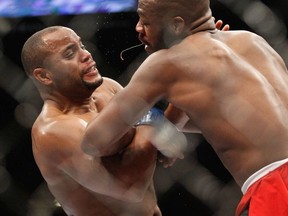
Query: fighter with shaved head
81,0,288,215
22,26,162,216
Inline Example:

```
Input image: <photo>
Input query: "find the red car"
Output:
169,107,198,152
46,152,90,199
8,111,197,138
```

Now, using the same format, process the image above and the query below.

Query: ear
33,68,52,85
172,16,185,35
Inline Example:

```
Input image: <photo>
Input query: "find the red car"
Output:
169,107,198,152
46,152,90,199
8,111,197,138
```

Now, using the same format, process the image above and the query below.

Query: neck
43,93,94,115
189,10,216,34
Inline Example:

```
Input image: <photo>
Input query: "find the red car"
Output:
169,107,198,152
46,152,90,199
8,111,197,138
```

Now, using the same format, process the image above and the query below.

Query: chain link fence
0,0,287,215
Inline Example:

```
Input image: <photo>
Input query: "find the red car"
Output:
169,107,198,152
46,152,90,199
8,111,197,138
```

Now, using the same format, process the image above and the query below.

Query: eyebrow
137,8,143,15
61,37,82,53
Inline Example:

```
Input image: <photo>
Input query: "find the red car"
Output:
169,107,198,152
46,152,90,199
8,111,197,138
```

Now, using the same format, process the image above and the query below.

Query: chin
84,77,103,90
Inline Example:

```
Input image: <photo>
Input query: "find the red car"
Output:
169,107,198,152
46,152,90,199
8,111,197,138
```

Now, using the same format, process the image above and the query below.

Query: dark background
0,0,288,215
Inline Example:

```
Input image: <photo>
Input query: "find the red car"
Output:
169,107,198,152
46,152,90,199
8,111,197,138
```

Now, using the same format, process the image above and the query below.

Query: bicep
36,120,148,201
60,130,155,202
33,120,112,194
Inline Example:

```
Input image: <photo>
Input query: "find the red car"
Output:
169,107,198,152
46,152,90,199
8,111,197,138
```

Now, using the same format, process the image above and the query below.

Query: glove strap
134,107,164,127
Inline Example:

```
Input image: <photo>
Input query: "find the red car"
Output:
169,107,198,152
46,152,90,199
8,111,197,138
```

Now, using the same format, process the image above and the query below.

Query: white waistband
241,158,288,194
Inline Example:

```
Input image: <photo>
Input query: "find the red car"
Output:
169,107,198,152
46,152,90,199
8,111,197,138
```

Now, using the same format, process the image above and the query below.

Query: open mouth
84,65,98,77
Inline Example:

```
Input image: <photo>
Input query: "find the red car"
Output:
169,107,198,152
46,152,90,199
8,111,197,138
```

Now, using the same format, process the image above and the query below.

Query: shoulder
133,49,176,80
33,111,86,143
234,30,262,39
144,49,174,66
32,114,89,183
32,112,86,161
220,30,267,46
100,77,123,93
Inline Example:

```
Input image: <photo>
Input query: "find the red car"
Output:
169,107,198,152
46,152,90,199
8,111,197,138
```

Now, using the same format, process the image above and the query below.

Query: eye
138,14,151,26
139,19,148,26
80,44,87,50
141,20,151,28
64,51,74,59
62,48,76,59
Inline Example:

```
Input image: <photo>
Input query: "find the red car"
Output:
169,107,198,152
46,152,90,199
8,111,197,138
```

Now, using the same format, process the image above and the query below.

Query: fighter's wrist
134,107,164,127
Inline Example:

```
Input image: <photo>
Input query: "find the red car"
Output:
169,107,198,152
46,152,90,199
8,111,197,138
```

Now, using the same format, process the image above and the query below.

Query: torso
155,30,288,186
32,78,160,216
48,176,159,216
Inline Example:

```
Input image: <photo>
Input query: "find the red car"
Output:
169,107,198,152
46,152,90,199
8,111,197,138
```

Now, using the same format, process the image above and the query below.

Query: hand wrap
134,100,168,127
134,100,187,159
134,107,164,127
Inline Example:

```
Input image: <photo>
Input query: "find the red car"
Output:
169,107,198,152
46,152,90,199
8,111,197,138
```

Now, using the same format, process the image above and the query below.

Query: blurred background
0,0,287,215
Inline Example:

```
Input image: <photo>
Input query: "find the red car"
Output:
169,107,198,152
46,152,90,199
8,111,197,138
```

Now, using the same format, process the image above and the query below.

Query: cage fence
0,0,287,215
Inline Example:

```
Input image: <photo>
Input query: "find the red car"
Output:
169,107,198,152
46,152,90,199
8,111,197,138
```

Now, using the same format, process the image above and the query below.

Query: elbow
81,138,113,157
81,128,107,157
128,194,145,203
81,137,101,157
120,188,146,203
81,123,135,157
81,129,120,157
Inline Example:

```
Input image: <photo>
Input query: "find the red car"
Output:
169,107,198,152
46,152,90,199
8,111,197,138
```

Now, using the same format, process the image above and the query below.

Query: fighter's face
136,0,170,54
42,28,103,96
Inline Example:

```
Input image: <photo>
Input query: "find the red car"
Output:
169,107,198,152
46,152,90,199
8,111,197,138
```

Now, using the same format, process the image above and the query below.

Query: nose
81,49,92,62
135,21,144,33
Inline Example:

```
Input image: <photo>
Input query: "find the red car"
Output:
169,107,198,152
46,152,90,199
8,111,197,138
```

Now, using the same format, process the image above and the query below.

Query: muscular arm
81,52,187,159
33,117,157,202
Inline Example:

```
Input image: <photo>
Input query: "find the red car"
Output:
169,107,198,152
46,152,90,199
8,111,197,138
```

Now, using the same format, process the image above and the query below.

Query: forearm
101,126,157,202
136,106,187,159
81,100,167,157
121,137,157,187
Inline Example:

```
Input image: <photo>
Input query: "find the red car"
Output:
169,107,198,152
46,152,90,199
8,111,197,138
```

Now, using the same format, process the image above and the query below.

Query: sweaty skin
22,26,161,216
81,0,288,189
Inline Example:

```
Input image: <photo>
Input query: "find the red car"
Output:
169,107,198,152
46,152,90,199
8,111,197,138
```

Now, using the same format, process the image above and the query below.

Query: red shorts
236,162,288,216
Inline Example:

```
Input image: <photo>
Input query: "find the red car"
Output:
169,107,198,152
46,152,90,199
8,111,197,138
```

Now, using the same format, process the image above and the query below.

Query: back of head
21,26,63,77
152,0,210,23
